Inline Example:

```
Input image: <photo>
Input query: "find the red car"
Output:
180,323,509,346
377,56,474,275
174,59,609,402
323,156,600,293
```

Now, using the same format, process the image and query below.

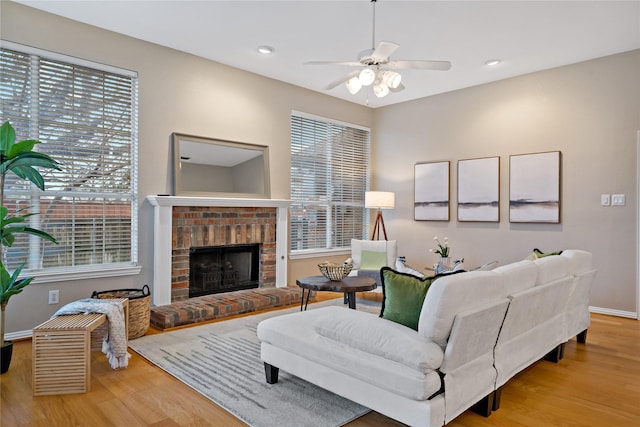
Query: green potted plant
1,121,60,373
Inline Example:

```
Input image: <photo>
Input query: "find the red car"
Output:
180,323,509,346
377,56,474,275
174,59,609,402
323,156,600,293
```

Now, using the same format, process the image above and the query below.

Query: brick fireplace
171,206,277,301
147,196,291,306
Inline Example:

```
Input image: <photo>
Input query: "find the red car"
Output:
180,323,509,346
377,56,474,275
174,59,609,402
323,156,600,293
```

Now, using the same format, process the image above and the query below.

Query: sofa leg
471,392,494,417
492,387,502,411
543,343,566,363
264,362,279,384
577,329,588,344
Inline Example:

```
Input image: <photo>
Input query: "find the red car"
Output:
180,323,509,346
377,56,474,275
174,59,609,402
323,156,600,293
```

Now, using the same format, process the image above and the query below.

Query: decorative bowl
318,262,353,281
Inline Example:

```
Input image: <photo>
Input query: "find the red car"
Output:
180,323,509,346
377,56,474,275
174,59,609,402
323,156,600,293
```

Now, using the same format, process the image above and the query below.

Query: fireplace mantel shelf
146,195,291,208
146,195,291,306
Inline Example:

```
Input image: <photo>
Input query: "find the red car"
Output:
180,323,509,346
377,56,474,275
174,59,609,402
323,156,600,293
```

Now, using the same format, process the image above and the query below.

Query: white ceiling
14,0,640,108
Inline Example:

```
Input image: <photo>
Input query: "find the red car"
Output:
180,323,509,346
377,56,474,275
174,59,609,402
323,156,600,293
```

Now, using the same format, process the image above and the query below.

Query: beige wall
373,49,640,314
0,2,372,334
1,2,638,335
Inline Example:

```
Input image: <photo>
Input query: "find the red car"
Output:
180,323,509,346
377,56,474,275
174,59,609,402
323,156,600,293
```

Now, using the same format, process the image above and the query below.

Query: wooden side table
296,276,377,310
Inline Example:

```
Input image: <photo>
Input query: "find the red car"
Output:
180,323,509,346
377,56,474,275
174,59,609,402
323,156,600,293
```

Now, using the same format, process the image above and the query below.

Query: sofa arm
314,306,443,372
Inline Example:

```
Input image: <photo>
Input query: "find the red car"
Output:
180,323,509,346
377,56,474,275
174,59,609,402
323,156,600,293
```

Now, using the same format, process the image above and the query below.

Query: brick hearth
149,286,309,330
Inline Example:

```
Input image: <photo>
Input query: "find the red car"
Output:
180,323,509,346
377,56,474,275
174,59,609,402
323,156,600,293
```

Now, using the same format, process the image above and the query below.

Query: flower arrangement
430,236,450,258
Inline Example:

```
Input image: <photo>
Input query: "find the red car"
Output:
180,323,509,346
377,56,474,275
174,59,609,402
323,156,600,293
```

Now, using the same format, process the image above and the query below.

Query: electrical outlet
48,290,59,305
601,194,610,206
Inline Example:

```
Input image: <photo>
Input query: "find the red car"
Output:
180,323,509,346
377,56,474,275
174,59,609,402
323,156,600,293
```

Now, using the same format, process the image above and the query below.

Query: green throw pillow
360,250,387,270
533,248,563,258
380,267,438,330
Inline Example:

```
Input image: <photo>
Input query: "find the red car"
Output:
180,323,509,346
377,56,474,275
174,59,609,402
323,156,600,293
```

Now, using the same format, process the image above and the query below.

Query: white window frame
289,111,370,259
0,40,140,282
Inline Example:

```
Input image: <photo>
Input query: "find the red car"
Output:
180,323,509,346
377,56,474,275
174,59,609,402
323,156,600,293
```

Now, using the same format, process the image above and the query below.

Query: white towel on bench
53,298,130,369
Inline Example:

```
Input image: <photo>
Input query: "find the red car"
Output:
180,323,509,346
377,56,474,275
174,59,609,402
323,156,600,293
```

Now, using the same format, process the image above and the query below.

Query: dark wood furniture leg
471,392,494,417
543,343,566,363
264,362,279,384
346,292,356,309
300,289,312,311
492,387,502,411
577,329,588,344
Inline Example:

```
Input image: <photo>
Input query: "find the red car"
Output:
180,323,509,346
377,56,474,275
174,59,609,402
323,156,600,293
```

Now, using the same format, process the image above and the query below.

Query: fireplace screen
189,244,260,297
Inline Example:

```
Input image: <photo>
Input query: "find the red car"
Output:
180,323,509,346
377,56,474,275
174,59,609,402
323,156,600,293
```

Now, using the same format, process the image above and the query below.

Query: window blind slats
290,113,369,252
0,45,138,274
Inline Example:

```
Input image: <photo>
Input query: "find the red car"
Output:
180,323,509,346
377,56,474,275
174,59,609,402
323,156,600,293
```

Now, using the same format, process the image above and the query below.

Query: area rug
129,298,381,427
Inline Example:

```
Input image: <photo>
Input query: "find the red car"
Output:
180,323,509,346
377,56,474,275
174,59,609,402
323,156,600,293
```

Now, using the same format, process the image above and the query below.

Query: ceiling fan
305,0,451,98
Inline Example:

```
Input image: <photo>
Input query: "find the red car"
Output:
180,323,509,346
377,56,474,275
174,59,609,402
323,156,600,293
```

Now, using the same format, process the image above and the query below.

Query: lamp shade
365,191,395,209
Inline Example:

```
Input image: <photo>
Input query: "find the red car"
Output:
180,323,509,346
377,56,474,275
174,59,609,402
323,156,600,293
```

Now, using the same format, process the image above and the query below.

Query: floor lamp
365,191,395,240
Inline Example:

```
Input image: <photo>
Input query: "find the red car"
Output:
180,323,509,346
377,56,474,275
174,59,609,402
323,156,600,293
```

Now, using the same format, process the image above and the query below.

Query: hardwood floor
2,293,639,426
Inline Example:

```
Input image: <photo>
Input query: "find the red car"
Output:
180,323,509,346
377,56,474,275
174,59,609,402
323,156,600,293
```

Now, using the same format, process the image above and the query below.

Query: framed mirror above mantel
172,133,271,198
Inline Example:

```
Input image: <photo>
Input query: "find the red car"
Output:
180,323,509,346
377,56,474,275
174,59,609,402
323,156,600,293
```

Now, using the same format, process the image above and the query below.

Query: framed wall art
414,161,450,221
509,151,561,223
457,156,500,222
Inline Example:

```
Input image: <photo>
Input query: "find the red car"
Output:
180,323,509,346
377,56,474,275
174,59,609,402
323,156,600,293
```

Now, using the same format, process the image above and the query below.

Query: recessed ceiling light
257,46,274,55
485,59,501,66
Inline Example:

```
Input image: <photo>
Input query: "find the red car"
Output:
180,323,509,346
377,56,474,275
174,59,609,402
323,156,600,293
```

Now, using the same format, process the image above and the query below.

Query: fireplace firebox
189,244,260,298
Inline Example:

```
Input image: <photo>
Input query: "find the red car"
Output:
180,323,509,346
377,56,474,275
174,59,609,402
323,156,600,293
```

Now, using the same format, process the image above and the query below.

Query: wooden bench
32,298,128,396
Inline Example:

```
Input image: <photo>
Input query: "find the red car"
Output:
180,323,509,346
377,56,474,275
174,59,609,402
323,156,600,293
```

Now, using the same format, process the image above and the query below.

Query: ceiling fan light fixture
381,70,402,89
373,81,389,98
345,76,363,94
359,68,376,86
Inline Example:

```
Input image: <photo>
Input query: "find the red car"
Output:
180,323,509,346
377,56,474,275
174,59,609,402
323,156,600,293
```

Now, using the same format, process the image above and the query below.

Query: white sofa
257,250,596,426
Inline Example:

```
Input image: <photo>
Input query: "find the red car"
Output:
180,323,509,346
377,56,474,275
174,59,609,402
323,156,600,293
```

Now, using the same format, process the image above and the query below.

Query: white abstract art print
458,156,500,222
509,151,561,223
415,161,450,221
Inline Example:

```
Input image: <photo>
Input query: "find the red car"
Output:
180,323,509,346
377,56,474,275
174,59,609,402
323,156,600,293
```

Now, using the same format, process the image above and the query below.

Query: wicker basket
91,285,151,339
318,262,353,281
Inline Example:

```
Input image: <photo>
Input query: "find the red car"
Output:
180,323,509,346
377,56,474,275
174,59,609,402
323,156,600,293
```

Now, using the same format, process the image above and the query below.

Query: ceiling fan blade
371,41,399,63
305,61,362,67
324,70,360,90
388,60,452,71
389,83,405,93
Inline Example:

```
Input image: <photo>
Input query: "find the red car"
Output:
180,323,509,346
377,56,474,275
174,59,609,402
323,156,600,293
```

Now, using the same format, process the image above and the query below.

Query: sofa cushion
258,306,443,400
360,249,387,270
380,267,438,330
560,250,593,274
314,307,444,372
534,255,569,285
418,270,505,347
493,259,537,295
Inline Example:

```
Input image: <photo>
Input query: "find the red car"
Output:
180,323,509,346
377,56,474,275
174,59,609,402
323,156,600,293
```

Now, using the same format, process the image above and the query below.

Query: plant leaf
8,139,39,157
8,165,45,190
0,121,16,154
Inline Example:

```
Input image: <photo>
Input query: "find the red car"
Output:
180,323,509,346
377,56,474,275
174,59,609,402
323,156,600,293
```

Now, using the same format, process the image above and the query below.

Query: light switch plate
612,194,625,206
601,194,610,206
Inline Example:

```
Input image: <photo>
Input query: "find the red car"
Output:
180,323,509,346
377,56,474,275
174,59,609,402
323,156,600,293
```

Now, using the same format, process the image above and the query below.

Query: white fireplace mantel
146,195,291,306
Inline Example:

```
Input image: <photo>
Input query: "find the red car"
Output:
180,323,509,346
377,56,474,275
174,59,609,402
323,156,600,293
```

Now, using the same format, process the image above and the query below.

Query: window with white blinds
0,42,138,276
290,111,370,254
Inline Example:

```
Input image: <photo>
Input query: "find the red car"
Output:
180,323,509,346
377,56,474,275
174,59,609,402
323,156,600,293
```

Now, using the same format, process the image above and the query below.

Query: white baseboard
589,306,638,319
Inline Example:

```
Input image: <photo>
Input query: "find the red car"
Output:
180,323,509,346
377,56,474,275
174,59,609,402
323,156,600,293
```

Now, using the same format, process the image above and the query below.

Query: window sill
22,264,142,284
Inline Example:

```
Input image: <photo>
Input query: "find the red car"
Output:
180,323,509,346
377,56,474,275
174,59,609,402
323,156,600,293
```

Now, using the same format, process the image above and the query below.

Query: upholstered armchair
349,239,398,291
